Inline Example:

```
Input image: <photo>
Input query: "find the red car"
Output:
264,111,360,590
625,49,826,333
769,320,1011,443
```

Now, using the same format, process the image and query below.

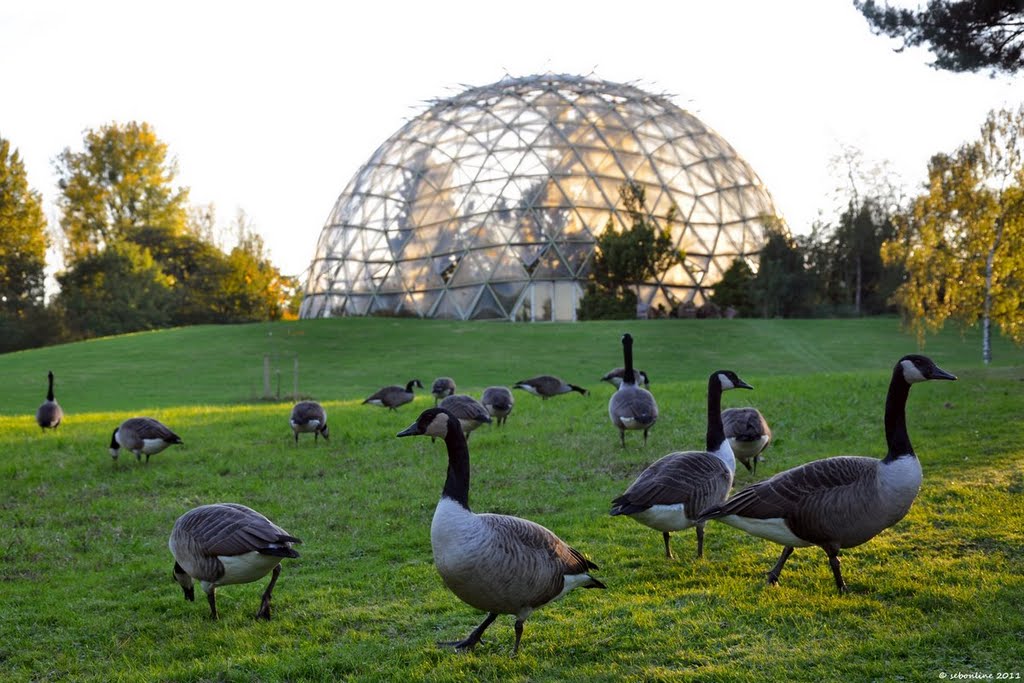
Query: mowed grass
0,317,1022,682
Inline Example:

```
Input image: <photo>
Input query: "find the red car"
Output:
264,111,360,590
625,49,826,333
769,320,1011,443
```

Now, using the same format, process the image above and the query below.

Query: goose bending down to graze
481,386,515,426
109,417,183,463
290,400,329,444
608,333,659,447
169,503,301,620
601,366,650,389
439,394,492,439
610,370,753,559
36,370,63,431
363,379,423,410
397,408,605,655
698,355,956,594
722,407,772,474
431,377,457,406
513,375,588,400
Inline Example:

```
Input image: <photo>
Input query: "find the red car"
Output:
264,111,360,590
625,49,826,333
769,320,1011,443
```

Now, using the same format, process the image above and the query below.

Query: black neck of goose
47,374,54,401
884,365,914,461
706,374,726,453
406,380,416,393
441,420,471,510
622,338,636,385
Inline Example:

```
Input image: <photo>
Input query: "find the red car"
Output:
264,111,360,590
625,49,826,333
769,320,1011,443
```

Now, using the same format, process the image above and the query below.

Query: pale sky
2,0,1020,279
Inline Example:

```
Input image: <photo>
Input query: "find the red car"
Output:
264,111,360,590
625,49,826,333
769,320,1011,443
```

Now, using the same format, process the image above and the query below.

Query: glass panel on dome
431,290,463,320
532,247,572,279
491,281,526,313
472,285,508,319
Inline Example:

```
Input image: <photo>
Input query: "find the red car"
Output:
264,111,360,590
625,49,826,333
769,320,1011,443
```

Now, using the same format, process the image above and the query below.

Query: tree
54,121,190,263
753,220,817,318
0,137,59,351
54,242,175,339
855,0,1024,75
882,106,1024,362
578,182,679,319
710,258,757,316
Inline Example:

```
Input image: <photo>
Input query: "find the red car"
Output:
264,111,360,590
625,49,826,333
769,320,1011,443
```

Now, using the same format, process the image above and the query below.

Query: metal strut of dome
301,73,781,321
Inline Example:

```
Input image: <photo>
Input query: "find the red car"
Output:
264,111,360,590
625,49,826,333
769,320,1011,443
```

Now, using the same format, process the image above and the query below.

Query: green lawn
1,317,1021,682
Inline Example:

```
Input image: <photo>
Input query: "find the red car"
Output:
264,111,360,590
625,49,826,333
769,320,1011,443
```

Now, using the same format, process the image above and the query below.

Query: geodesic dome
301,73,780,321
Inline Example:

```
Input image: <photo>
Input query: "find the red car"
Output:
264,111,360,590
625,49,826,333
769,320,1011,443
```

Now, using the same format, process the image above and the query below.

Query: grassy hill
1,317,1022,682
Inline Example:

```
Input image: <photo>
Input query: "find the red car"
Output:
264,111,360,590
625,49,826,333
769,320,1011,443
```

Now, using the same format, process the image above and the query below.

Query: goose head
172,562,195,602
713,370,754,392
109,428,121,459
898,354,958,384
397,407,458,440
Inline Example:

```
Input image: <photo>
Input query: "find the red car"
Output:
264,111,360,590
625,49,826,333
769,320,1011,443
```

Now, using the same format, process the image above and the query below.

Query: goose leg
438,611,498,651
619,430,626,448
256,564,281,620
767,546,795,585
206,587,219,620
643,428,649,446
825,547,847,594
695,523,705,558
512,618,525,656
662,532,673,559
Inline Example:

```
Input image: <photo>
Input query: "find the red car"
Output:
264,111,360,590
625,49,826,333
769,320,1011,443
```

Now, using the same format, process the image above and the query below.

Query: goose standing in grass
431,377,457,406
439,394,492,439
290,400,329,444
35,370,63,431
608,333,658,447
397,407,605,655
363,379,423,410
601,366,651,389
169,503,301,620
722,407,772,474
610,370,753,559
513,375,588,400
698,355,956,594
109,417,183,464
481,386,515,426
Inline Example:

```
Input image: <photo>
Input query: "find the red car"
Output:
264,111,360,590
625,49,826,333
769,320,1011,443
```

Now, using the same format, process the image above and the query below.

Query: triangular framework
299,73,782,321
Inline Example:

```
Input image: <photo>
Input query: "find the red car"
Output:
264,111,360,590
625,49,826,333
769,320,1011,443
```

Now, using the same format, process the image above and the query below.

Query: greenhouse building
300,73,780,321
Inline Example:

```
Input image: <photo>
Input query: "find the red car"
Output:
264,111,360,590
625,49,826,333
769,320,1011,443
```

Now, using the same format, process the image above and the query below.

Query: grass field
1,317,1022,682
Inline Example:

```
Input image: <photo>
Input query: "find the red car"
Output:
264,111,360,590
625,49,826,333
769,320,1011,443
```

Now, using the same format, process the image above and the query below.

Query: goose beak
932,367,957,381
396,423,422,438
737,380,754,390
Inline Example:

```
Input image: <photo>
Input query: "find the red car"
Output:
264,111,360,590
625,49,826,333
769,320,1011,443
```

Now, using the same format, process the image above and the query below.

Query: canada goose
722,407,772,474
610,370,752,559
169,503,301,620
439,394,491,439
397,408,605,655
601,366,651,388
513,375,588,399
290,400,329,444
698,355,956,593
608,333,659,447
109,417,183,463
35,370,63,431
363,379,424,410
431,377,457,406
481,386,515,426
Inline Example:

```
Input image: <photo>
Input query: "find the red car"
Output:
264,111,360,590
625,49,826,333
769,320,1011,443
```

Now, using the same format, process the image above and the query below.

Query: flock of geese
33,338,957,656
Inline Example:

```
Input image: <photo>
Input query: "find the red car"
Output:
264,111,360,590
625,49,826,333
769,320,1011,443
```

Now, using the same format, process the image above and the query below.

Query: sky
2,0,1021,280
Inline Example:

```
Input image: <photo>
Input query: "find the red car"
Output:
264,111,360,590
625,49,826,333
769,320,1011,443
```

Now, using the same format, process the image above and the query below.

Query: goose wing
177,503,301,558
722,408,770,441
610,386,658,423
612,451,731,516
129,417,181,442
482,386,513,410
364,385,400,403
291,401,325,425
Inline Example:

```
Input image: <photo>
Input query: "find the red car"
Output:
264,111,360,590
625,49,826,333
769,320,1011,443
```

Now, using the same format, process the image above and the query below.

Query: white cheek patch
427,413,450,438
900,359,927,383
718,373,735,390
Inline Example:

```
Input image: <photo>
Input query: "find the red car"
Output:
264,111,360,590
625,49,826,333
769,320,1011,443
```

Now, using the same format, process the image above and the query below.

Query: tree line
1,122,299,353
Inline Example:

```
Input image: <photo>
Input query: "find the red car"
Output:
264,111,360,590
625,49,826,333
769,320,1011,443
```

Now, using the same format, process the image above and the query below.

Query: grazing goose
608,333,659,447
698,355,956,593
290,400,329,444
722,407,772,474
397,408,605,655
601,366,651,389
481,386,515,426
439,394,491,439
109,417,183,463
363,379,423,410
169,503,301,620
35,370,63,431
610,370,752,559
431,377,457,406
513,375,588,399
